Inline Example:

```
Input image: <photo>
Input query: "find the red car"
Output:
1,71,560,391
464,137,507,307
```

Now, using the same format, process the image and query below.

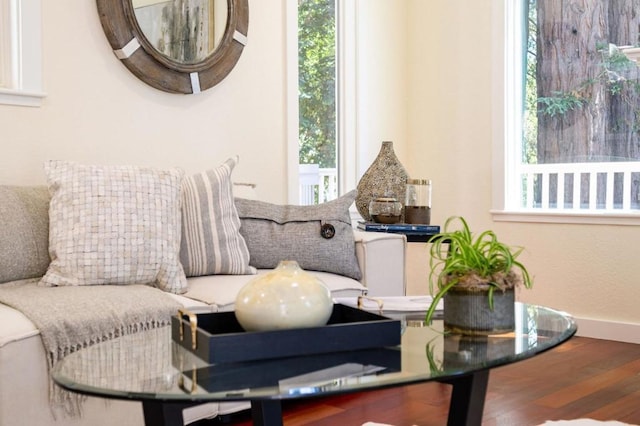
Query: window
495,0,640,224
288,0,356,205
0,0,45,107
297,0,338,205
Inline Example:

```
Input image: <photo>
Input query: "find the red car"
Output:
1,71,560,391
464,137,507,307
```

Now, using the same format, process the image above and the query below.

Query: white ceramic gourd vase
234,260,334,332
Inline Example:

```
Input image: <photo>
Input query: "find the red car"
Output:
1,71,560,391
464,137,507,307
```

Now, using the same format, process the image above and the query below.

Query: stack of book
356,221,440,235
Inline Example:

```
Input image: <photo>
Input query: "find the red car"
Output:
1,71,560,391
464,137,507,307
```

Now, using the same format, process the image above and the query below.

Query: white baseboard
574,317,640,344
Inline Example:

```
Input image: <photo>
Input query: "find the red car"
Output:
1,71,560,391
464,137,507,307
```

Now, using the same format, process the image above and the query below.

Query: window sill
0,88,46,107
491,209,640,226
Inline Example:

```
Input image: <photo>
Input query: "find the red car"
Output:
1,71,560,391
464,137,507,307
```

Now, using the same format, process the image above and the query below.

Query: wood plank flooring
206,337,640,426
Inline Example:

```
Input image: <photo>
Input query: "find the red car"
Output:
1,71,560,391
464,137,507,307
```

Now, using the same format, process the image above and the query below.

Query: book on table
356,221,440,234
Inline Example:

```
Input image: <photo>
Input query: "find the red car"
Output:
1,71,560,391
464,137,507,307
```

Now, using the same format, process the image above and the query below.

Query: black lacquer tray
171,304,401,364
180,347,402,394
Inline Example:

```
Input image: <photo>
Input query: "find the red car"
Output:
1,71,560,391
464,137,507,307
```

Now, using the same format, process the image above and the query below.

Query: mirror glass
131,0,229,65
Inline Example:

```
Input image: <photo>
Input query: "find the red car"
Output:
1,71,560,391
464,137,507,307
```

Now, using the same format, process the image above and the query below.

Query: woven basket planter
443,286,515,335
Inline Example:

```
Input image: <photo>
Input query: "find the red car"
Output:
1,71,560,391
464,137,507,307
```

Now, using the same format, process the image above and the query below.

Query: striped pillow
180,157,256,277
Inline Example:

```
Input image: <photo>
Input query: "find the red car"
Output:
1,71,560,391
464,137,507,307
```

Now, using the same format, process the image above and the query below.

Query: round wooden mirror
96,0,248,94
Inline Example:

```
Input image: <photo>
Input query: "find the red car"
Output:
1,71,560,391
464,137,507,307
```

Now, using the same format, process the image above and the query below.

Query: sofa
0,161,407,426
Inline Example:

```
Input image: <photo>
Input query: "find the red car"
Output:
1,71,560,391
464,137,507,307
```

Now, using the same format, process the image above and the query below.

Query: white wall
0,0,289,202
0,0,409,203
355,1,409,176
406,0,640,342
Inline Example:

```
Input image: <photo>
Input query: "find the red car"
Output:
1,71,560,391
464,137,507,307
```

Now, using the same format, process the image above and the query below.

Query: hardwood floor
206,337,640,426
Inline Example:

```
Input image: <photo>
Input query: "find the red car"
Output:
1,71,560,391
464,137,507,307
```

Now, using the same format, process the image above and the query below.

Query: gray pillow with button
234,190,361,280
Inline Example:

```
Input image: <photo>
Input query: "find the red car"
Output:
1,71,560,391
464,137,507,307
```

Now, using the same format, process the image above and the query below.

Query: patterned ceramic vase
356,141,409,221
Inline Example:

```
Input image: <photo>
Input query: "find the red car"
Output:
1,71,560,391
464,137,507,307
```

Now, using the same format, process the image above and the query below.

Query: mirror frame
96,0,248,94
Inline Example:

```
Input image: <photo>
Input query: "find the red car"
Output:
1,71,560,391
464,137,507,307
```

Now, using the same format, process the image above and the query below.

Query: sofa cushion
0,186,50,284
180,157,255,277
183,270,366,311
39,160,188,294
234,191,362,280
0,293,40,347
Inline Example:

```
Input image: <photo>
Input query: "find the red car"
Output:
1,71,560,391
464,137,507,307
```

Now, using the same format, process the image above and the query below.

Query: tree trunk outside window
535,0,640,207
606,0,640,162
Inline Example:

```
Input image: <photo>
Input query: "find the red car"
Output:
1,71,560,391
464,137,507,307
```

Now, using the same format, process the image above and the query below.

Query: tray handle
178,308,198,350
177,355,198,394
357,296,384,315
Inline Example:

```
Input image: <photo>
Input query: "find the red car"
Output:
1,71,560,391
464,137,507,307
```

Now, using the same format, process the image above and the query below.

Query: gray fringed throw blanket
0,279,181,417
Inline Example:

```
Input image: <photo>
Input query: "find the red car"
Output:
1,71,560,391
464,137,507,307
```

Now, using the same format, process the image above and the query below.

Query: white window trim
0,0,45,107
0,0,8,86
285,0,299,203
336,0,358,197
491,1,640,226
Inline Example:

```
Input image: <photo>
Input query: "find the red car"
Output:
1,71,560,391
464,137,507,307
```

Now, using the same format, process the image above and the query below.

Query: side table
356,226,441,296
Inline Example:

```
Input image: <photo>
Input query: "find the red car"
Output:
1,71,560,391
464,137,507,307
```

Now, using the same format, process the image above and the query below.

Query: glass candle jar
405,179,432,224
369,197,402,224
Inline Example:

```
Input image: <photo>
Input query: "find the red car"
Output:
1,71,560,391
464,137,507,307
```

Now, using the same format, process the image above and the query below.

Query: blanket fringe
0,281,181,420
48,319,174,419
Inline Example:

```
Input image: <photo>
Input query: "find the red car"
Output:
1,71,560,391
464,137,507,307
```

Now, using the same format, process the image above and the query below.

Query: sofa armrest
353,230,406,296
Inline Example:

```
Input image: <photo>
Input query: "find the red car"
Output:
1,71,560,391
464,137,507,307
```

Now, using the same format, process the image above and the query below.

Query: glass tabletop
52,303,576,403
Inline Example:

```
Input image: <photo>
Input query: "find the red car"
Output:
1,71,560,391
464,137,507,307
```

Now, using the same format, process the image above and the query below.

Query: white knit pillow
40,161,188,294
180,156,256,277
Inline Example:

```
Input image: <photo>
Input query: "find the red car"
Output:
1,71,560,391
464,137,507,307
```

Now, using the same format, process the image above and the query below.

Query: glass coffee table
52,303,576,426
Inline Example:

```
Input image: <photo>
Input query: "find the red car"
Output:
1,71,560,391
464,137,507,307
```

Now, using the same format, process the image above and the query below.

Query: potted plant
425,216,533,335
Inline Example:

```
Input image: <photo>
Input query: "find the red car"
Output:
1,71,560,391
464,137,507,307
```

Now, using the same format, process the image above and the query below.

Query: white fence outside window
517,162,640,212
298,165,337,205
303,163,640,214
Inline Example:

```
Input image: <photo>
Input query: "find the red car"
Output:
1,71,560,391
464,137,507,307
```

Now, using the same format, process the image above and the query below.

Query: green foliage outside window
298,0,337,169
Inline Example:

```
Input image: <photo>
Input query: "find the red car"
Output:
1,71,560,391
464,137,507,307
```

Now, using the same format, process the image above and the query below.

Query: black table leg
142,400,197,426
251,400,283,426
445,370,490,426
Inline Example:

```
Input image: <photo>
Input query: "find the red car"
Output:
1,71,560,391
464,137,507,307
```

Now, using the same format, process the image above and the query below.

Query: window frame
0,0,8,86
0,0,45,107
491,1,640,226
286,0,357,205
